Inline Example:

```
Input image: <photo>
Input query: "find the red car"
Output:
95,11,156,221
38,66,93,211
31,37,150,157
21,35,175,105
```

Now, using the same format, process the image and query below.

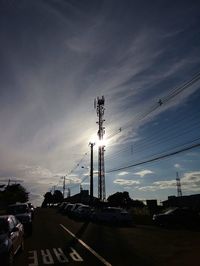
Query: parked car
153,207,200,227
7,203,33,235
73,205,93,220
58,202,70,213
63,204,75,216
27,203,35,219
0,215,24,265
68,203,85,218
91,207,133,225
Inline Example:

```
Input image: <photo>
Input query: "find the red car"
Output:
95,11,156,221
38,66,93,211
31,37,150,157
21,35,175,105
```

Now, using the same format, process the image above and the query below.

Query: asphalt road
14,208,200,266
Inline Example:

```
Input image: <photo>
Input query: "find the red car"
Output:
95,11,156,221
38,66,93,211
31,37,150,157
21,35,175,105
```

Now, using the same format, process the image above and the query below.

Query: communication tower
95,96,106,201
176,172,182,197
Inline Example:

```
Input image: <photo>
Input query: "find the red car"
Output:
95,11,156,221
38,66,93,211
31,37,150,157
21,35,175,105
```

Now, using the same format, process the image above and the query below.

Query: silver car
0,215,24,265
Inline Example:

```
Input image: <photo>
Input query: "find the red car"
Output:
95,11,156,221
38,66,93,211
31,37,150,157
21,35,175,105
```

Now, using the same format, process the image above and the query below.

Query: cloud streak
114,179,140,186
0,0,200,205
138,171,200,193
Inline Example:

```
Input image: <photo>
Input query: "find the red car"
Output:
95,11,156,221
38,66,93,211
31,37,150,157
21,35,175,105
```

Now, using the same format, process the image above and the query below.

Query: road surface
14,207,200,266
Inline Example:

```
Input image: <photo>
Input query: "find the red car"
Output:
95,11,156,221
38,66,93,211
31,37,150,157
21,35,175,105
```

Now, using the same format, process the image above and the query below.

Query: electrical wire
105,71,200,143
106,138,200,173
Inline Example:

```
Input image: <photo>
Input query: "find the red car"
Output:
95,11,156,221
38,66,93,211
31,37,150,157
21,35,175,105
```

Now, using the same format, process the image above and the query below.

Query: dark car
0,215,24,265
27,203,35,219
7,203,33,235
73,205,93,220
91,207,133,225
153,207,200,228
59,202,70,214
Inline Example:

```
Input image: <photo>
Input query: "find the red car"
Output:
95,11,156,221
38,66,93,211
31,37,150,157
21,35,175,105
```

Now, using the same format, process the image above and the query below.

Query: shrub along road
15,207,200,266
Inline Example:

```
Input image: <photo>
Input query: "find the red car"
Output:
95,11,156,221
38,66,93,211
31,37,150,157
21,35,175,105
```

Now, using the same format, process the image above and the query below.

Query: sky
0,0,200,206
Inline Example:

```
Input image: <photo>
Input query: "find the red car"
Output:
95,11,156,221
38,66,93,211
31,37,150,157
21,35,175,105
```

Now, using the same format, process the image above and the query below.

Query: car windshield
0,219,8,234
8,205,28,214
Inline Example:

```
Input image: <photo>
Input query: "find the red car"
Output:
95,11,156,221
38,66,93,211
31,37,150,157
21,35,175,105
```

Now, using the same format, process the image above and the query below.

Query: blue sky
0,0,200,206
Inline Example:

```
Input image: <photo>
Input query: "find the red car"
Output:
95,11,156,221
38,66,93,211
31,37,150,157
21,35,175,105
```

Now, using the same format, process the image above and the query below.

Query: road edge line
60,223,112,266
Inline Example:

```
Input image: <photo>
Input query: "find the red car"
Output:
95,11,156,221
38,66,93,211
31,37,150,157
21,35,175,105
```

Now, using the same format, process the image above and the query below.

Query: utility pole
67,188,71,198
94,96,106,201
80,184,83,192
62,176,65,198
89,142,95,203
176,172,182,197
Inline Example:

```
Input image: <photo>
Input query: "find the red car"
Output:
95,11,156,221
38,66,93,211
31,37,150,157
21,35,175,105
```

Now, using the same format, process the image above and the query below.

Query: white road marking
28,250,38,266
69,247,83,261
53,248,69,263
28,247,83,265
60,224,112,266
41,249,54,264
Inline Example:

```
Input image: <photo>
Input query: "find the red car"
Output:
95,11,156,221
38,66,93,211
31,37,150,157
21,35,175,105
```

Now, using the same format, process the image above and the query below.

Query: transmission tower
176,172,182,197
95,96,106,201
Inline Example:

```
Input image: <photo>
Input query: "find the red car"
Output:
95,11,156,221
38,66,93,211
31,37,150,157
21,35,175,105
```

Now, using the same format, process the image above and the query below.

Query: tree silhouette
107,191,144,208
41,192,54,207
0,184,29,205
53,190,63,203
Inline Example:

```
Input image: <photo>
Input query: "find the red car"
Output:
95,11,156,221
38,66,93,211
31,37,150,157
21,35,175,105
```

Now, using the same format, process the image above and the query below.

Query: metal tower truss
176,172,182,197
95,96,106,201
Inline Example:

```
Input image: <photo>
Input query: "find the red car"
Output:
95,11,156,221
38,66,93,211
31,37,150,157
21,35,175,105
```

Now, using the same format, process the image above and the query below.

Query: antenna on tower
176,172,182,197
95,96,106,201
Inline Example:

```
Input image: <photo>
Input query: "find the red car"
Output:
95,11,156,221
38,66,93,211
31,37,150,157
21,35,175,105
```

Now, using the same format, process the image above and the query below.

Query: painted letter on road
53,248,69,263
28,251,38,266
69,247,83,261
41,249,54,264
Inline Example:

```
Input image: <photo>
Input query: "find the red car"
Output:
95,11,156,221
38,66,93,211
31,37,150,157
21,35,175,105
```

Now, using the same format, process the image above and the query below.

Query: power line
106,139,200,173
105,88,200,161
106,121,200,162
105,70,200,144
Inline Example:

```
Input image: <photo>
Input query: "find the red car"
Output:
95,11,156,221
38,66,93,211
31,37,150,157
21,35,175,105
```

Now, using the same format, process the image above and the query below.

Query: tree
1,184,29,205
107,191,132,207
53,190,63,203
107,191,145,208
41,192,54,207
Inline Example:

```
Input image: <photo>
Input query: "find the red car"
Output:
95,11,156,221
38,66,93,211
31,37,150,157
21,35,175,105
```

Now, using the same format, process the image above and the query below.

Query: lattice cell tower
176,172,182,197
94,96,106,201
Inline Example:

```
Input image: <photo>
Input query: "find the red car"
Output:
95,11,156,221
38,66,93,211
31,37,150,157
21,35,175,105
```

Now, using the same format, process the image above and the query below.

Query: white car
0,215,24,265
92,207,132,225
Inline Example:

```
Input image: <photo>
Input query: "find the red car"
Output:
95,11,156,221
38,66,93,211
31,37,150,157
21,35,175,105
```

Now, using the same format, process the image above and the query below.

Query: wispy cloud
118,171,129,176
138,171,200,193
114,178,140,186
174,164,181,169
135,170,154,178
0,0,200,205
